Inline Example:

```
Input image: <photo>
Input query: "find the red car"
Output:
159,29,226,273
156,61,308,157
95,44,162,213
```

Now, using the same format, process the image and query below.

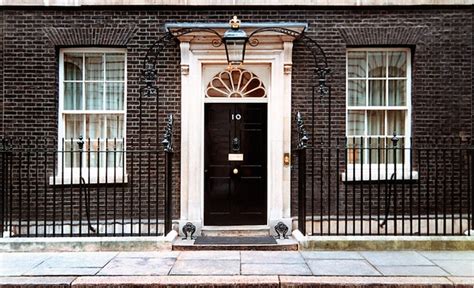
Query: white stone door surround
175,27,303,236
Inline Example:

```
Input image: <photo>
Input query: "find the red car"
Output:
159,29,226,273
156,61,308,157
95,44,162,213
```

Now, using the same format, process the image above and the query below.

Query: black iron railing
0,122,174,238
296,135,474,236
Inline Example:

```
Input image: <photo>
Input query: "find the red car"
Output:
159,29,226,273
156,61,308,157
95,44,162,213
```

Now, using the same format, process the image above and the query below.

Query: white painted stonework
177,29,298,236
1,0,471,5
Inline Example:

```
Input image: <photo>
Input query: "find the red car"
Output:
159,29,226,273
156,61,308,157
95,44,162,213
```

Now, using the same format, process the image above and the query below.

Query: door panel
204,103,267,225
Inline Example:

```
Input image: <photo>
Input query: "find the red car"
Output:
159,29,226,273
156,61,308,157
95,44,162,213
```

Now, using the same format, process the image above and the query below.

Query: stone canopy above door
165,21,307,68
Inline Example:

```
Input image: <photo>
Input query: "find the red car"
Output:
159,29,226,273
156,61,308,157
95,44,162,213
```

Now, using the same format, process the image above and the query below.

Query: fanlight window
206,68,266,98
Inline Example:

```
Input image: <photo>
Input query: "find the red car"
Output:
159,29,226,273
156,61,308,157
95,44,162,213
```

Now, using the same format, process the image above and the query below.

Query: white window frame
52,47,128,184
344,47,417,181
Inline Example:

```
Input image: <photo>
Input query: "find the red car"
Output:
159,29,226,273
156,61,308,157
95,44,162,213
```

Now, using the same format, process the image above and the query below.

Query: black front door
204,103,267,225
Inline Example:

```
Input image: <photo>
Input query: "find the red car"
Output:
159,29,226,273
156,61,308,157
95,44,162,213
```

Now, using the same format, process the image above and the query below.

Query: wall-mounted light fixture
222,16,248,67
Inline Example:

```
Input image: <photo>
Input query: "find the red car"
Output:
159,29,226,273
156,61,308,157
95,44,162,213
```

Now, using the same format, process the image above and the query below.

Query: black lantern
222,16,248,66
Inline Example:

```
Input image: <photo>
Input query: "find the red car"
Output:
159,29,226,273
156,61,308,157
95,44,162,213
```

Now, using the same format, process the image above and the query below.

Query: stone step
200,228,270,237
172,237,298,251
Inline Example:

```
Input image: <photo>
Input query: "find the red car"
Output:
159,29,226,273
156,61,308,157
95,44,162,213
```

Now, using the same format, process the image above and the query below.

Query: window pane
106,115,124,139
86,140,101,167
64,114,83,139
369,80,386,106
85,54,103,80
368,137,385,164
347,137,362,164
64,141,81,168
387,137,404,164
106,140,124,168
86,114,104,140
348,111,365,136
387,110,405,136
348,51,366,78
388,79,406,106
64,53,83,81
106,54,125,81
348,80,366,106
106,82,124,110
388,51,406,77
85,82,104,110
64,82,82,110
368,51,386,77
368,110,384,135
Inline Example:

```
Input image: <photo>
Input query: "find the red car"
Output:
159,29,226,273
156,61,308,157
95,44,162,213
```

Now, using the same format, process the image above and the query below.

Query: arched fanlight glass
206,68,266,98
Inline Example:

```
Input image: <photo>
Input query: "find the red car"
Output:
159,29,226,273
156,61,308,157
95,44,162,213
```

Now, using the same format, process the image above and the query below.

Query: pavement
0,250,473,287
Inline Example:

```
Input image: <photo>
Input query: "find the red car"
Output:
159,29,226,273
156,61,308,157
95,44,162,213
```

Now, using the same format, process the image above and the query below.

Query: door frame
178,40,294,235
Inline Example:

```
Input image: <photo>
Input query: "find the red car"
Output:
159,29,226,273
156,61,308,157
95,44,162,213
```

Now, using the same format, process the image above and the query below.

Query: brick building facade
0,3,472,237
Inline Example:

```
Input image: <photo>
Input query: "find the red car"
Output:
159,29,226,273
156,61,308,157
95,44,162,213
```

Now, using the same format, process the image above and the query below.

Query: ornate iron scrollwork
296,112,309,149
182,222,196,240
317,67,331,96
141,32,178,98
274,221,289,239
162,114,174,153
143,62,158,97
248,27,302,43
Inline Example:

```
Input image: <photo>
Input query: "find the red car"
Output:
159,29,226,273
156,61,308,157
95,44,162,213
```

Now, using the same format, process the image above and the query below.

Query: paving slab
241,263,312,275
177,251,240,260
117,251,179,258
98,257,175,275
300,251,363,260
376,265,449,276
72,275,280,287
0,253,53,276
23,266,101,276
433,260,474,276
170,260,240,275
0,252,54,262
0,276,75,287
361,251,434,266
421,251,474,261
280,276,453,287
0,262,46,277
241,251,304,264
39,252,117,268
306,259,381,276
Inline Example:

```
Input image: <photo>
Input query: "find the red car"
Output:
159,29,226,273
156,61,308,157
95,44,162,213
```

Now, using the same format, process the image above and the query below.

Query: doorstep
1,276,474,287
172,236,298,251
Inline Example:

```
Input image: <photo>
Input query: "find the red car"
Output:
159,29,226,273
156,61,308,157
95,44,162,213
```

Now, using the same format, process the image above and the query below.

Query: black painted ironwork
77,136,95,234
294,113,473,236
232,137,240,152
182,222,196,240
274,221,289,239
0,135,176,237
162,114,174,153
296,112,308,150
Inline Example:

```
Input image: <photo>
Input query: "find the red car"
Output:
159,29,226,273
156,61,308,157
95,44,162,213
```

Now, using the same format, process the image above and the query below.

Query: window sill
49,168,128,185
342,166,418,182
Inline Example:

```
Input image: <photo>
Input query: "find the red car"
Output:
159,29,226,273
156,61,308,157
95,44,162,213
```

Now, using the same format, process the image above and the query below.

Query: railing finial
77,135,84,150
391,132,399,147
